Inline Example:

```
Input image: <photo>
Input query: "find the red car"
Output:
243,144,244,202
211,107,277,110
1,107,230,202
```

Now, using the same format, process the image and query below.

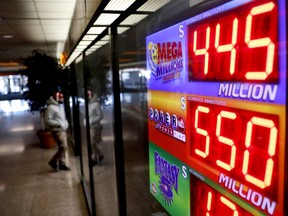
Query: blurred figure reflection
87,90,104,166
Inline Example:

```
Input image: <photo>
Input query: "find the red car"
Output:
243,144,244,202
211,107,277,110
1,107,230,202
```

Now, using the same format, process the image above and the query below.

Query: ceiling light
83,35,98,41
137,0,171,12
120,14,148,25
79,41,92,46
95,41,109,46
94,13,121,25
101,35,110,41
87,26,106,35
86,46,99,53
86,50,94,56
104,0,135,11
118,27,130,34
74,46,86,52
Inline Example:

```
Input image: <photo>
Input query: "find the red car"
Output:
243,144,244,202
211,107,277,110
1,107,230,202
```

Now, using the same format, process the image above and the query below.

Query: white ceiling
0,0,174,71
0,0,76,71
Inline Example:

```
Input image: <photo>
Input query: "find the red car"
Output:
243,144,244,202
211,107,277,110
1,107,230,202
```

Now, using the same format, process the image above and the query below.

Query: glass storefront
67,0,288,215
68,1,197,215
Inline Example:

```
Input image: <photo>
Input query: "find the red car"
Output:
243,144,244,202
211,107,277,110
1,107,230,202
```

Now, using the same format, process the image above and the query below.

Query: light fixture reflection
0,143,25,156
0,184,6,192
10,125,34,132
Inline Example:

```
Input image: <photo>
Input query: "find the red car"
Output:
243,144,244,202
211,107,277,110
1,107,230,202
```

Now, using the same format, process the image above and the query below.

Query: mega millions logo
147,41,184,82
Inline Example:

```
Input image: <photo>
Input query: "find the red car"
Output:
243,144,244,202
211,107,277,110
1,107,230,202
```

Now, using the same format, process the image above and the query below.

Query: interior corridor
0,101,89,216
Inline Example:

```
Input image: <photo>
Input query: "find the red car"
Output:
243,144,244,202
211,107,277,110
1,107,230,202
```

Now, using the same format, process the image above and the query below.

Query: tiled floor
0,110,89,216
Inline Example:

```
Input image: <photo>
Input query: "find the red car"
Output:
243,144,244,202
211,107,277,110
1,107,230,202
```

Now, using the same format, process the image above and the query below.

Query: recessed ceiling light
2,35,14,39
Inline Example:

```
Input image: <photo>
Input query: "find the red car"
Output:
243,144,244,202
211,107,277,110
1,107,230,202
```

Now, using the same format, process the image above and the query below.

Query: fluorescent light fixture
75,49,85,53
137,0,171,12
101,35,110,41
95,40,109,46
65,59,73,66
86,51,94,56
74,53,83,63
76,45,87,48
118,26,130,34
90,44,101,49
72,52,82,57
83,35,97,41
87,26,106,35
120,14,148,25
104,0,135,11
79,40,92,46
94,13,121,25
87,47,98,52
66,51,82,66
86,46,99,54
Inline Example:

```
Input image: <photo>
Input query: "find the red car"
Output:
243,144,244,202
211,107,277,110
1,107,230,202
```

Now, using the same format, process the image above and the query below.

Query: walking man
45,92,70,171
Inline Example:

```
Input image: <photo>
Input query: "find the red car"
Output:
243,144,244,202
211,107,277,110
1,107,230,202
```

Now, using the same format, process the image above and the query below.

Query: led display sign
188,1,278,82
147,0,286,215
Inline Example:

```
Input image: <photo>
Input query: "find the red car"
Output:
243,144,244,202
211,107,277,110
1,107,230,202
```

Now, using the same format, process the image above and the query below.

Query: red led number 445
188,0,278,82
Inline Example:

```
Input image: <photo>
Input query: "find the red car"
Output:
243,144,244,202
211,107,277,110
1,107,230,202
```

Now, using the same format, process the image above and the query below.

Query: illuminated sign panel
147,0,286,215
188,0,278,82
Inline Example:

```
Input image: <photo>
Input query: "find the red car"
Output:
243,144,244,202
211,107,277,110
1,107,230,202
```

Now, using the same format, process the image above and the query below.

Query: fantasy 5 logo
147,25,184,82
155,151,180,205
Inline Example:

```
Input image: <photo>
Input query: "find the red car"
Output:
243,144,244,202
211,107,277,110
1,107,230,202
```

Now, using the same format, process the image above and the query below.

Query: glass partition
70,1,282,215
73,54,94,214
117,38,166,216
115,1,204,215
85,44,118,216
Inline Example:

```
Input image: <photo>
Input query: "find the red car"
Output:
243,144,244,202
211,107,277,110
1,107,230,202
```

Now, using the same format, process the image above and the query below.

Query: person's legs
90,126,104,165
49,131,70,170
93,143,104,164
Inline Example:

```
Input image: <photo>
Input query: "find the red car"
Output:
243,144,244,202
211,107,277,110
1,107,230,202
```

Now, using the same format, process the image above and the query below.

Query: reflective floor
0,101,88,216
0,99,167,216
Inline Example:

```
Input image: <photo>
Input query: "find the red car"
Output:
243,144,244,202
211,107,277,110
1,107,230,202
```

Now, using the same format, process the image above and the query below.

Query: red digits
188,1,277,82
194,106,210,158
244,2,276,80
243,117,277,188
189,102,278,191
191,24,210,78
192,180,253,216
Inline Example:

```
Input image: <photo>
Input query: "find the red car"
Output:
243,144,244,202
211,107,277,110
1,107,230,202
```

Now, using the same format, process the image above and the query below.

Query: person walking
45,92,70,171
87,90,104,166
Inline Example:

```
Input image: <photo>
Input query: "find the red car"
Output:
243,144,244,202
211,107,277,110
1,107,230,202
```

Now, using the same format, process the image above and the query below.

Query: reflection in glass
86,90,104,166
74,55,93,212
85,44,118,216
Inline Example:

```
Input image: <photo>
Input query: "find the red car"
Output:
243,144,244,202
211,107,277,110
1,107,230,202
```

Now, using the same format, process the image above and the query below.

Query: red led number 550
188,0,278,82
188,101,279,200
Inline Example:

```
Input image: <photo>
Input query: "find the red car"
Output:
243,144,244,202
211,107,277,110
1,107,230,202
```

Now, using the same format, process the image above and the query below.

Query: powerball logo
147,41,184,82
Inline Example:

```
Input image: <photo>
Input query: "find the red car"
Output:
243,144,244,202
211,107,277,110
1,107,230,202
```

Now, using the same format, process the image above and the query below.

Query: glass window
85,44,119,216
